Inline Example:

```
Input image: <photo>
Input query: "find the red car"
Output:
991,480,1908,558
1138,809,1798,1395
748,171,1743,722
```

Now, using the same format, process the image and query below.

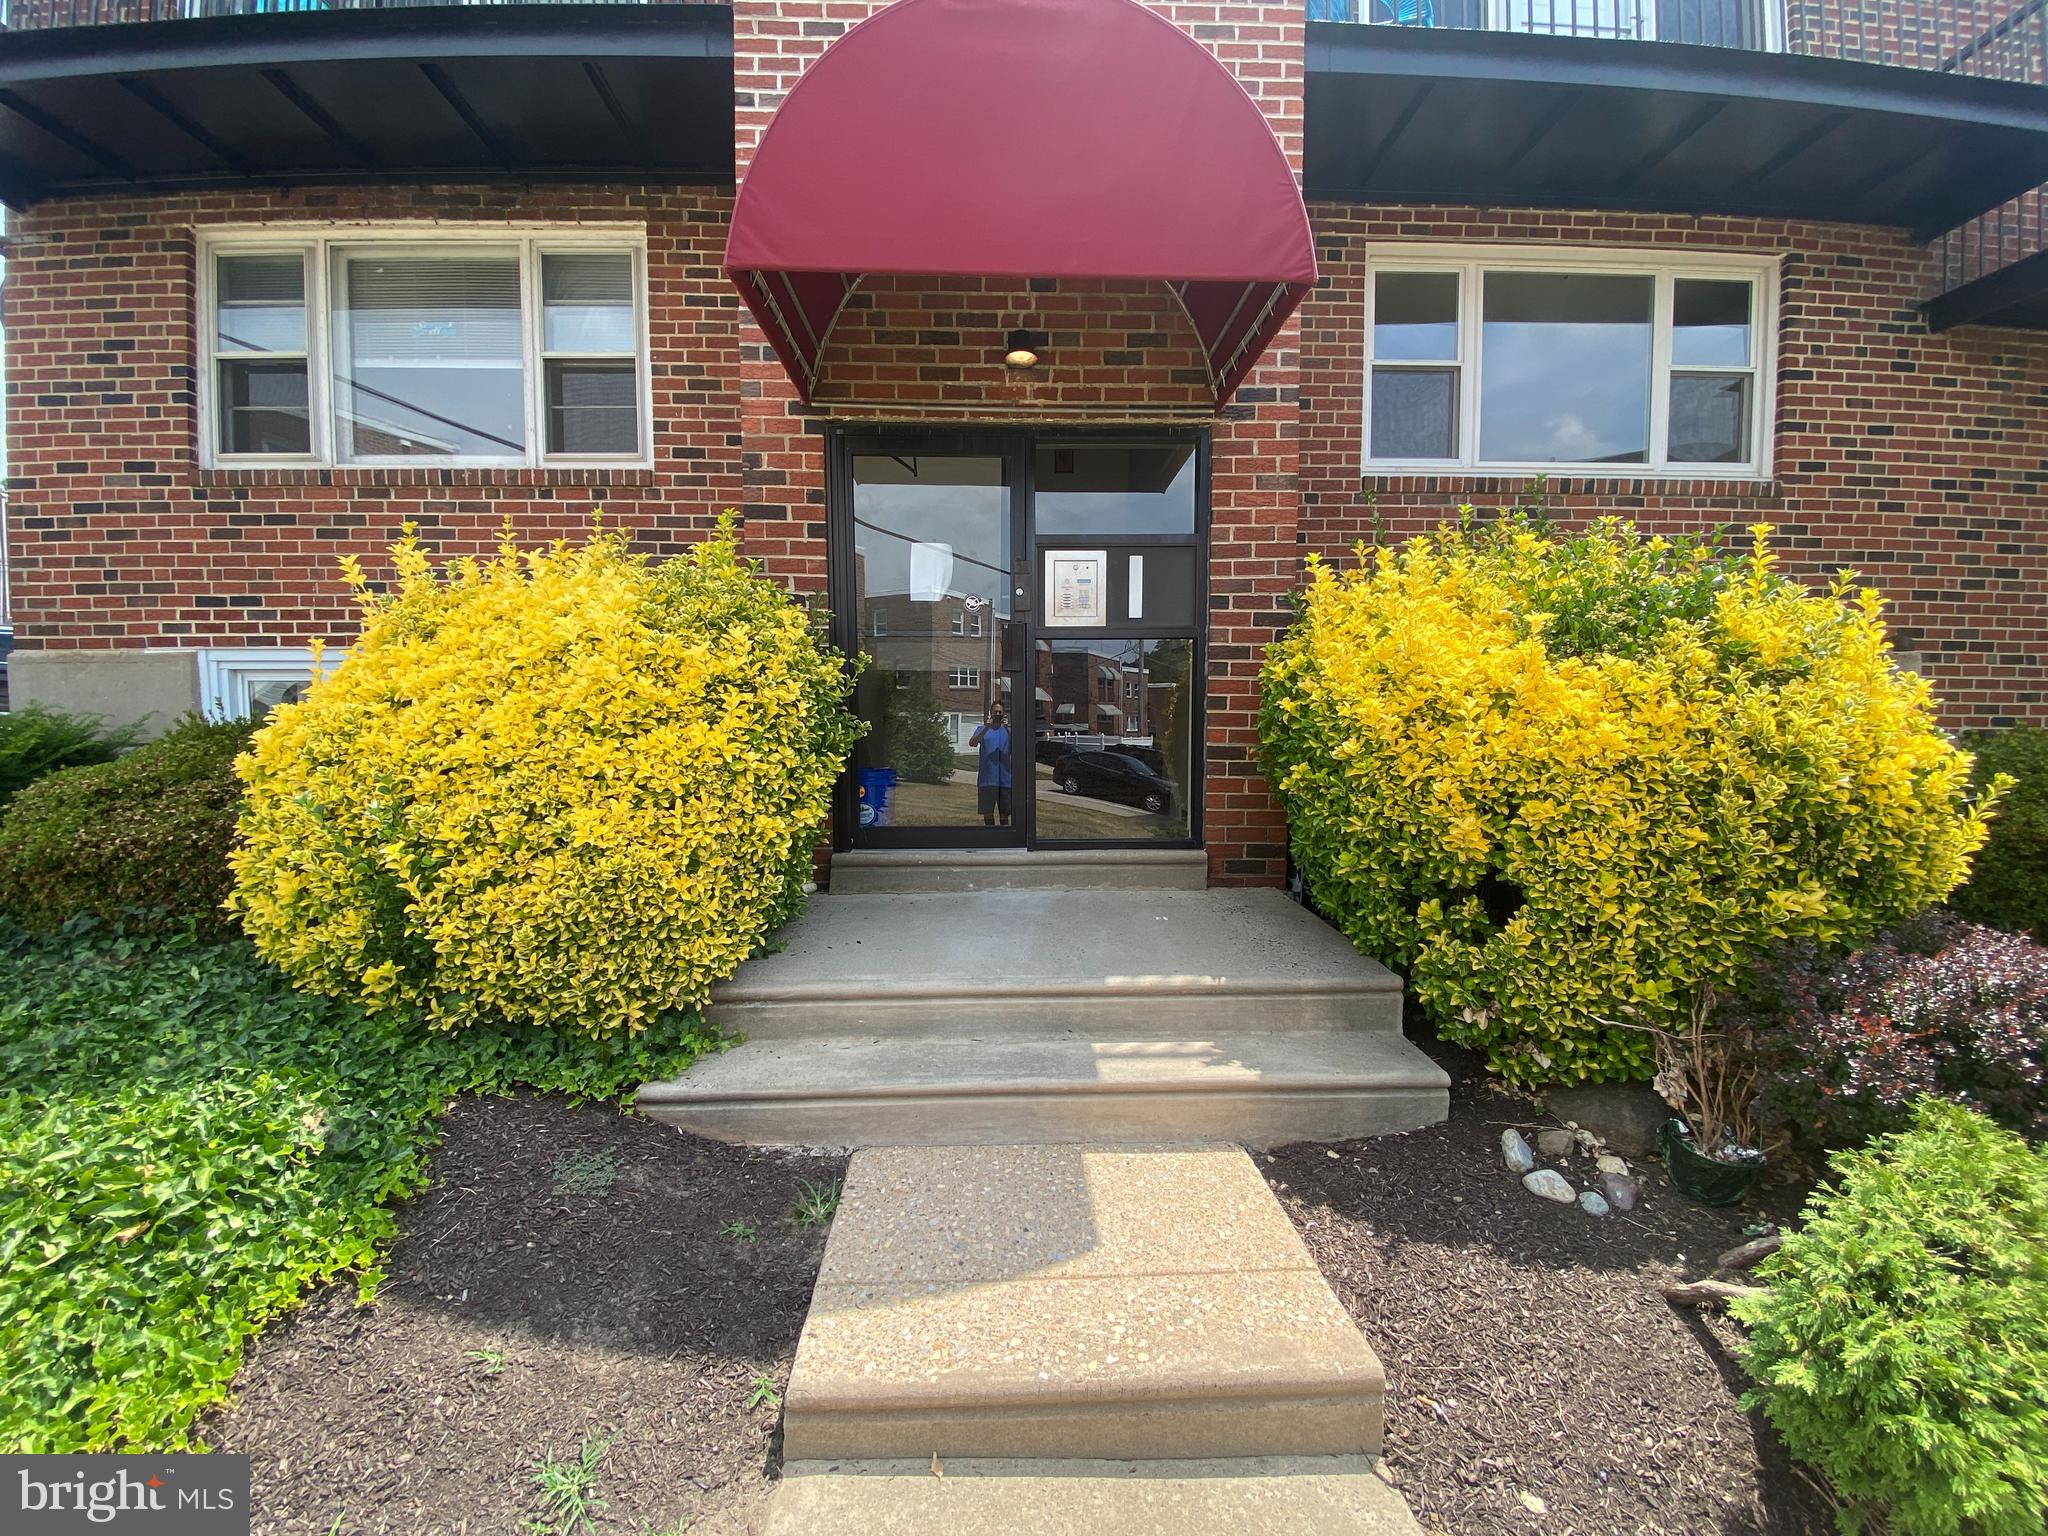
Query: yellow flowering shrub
229,520,860,1036
1259,514,1998,1085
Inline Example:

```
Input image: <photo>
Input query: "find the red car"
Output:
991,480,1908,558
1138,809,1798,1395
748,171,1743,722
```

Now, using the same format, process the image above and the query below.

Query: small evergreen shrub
230,522,861,1036
881,671,960,784
1259,514,1995,1085
0,704,139,809
1738,913,2047,1145
0,715,253,936
1952,725,2048,943
1736,1101,2048,1535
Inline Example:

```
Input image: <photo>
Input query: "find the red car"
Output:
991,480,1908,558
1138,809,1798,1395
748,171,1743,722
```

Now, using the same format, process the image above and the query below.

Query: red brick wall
813,275,1212,419
1300,202,2048,728
4,184,742,651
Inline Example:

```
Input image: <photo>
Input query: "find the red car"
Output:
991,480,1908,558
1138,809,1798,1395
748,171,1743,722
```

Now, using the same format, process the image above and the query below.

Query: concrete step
635,1028,1450,1150
767,1457,1425,1534
778,1145,1390,1464
829,848,1208,894
707,888,1406,1041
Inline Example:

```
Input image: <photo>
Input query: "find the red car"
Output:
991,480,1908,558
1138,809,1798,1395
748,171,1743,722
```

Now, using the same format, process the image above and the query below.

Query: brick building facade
3,0,2044,886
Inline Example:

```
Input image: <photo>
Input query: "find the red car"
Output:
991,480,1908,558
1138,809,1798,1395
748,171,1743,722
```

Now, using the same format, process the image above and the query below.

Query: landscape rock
1543,1083,1667,1158
1535,1128,1576,1161
1500,1128,1536,1174
1578,1191,1611,1217
1597,1171,1641,1212
1595,1154,1629,1176
1522,1169,1577,1204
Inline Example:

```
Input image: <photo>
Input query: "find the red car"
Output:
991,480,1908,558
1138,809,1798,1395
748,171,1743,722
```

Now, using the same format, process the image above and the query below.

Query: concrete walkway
762,1143,1425,1534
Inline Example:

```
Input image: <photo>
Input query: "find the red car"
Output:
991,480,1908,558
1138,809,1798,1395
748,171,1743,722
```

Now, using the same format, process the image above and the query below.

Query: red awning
725,0,1316,407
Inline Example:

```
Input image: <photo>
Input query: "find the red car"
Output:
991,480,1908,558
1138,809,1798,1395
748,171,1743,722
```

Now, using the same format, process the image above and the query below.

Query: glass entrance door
844,451,1022,845
834,431,1204,851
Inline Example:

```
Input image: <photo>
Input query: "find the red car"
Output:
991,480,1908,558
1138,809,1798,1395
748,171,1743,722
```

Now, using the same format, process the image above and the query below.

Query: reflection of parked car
1055,750,1174,814
1104,743,1168,777
1035,735,1082,768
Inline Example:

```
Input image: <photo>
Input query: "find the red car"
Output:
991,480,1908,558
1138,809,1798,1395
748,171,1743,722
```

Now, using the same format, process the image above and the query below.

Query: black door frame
826,423,1209,853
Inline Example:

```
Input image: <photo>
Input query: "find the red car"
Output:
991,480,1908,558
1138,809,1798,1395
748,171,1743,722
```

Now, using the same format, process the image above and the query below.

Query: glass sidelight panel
847,455,1017,837
1033,638,1194,842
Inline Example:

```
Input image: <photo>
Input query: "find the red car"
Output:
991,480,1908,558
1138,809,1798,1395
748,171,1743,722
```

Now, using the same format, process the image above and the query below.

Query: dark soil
211,1093,845,1536
1268,1028,1835,1536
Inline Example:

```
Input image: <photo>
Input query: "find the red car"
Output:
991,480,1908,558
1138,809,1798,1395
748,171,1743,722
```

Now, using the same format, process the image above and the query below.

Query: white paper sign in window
909,542,955,603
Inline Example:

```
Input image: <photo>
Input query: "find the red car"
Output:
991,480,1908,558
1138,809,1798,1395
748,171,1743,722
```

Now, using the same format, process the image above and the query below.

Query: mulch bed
210,1093,845,1536
1268,1028,1835,1536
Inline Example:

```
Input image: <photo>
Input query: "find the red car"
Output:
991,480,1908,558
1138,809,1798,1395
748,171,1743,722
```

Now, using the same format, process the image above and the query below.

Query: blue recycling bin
857,767,898,827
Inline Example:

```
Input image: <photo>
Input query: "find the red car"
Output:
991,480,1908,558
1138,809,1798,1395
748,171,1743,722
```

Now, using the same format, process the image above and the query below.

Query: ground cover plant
0,921,712,1453
231,520,861,1037
1259,513,1994,1085
1953,724,2047,943
0,715,253,938
1737,912,2048,1147
0,703,138,809
1736,1101,2048,1535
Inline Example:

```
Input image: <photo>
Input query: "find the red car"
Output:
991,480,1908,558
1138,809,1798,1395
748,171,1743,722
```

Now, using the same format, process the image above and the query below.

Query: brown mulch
210,1093,845,1536
1267,1031,1835,1536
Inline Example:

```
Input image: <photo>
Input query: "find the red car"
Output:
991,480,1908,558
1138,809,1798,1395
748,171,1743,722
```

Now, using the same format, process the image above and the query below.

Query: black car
1104,743,1168,777
1035,734,1084,768
1055,749,1174,814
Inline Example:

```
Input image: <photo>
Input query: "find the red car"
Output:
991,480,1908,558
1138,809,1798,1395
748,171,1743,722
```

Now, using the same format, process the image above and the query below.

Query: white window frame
198,647,322,721
198,224,652,471
1362,243,1779,481
948,665,981,689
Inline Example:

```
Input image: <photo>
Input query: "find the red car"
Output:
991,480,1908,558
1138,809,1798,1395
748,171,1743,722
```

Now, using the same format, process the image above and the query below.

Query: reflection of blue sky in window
1480,272,1652,464
852,459,1009,614
1034,445,1195,537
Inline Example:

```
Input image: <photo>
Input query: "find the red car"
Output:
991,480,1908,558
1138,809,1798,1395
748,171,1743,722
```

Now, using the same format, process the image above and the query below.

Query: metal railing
0,0,660,26
1304,0,1774,47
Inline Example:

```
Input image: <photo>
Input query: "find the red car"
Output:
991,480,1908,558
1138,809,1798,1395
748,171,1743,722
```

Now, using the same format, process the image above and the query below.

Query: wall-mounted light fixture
1004,329,1047,369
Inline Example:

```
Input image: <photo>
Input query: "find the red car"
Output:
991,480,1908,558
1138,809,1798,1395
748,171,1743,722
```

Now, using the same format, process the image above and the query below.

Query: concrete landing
702,888,1407,1039
768,1457,1424,1535
637,1029,1449,1150
778,1144,1387,1464
830,848,1209,893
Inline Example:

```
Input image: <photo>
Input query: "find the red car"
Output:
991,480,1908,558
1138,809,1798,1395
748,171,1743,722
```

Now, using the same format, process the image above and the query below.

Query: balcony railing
0,0,658,26
1306,1,1773,48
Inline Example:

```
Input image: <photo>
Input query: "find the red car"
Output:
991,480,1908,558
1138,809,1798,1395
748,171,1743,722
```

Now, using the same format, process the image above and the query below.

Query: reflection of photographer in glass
968,701,1013,828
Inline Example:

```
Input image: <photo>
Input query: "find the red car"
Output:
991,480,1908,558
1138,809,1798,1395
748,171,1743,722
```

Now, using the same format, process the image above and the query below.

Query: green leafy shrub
230,522,862,1035
0,715,253,937
1259,514,1995,1084
0,921,713,1452
1735,1101,2048,1535
0,704,139,809
1952,725,2048,943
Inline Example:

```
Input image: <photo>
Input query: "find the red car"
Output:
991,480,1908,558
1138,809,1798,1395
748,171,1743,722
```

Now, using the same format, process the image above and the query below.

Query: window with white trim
201,229,650,468
1364,246,1775,477
948,666,980,689
199,648,320,721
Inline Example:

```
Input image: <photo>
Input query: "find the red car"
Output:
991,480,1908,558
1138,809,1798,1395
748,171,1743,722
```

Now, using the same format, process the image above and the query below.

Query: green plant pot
1659,1117,1765,1207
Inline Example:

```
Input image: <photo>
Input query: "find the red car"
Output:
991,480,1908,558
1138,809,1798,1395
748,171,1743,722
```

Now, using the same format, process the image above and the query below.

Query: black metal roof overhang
0,2,733,207
1304,21,2048,245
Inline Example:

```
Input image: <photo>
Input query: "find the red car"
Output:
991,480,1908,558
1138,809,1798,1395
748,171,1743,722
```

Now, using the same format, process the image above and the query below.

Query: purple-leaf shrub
1741,912,2048,1146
